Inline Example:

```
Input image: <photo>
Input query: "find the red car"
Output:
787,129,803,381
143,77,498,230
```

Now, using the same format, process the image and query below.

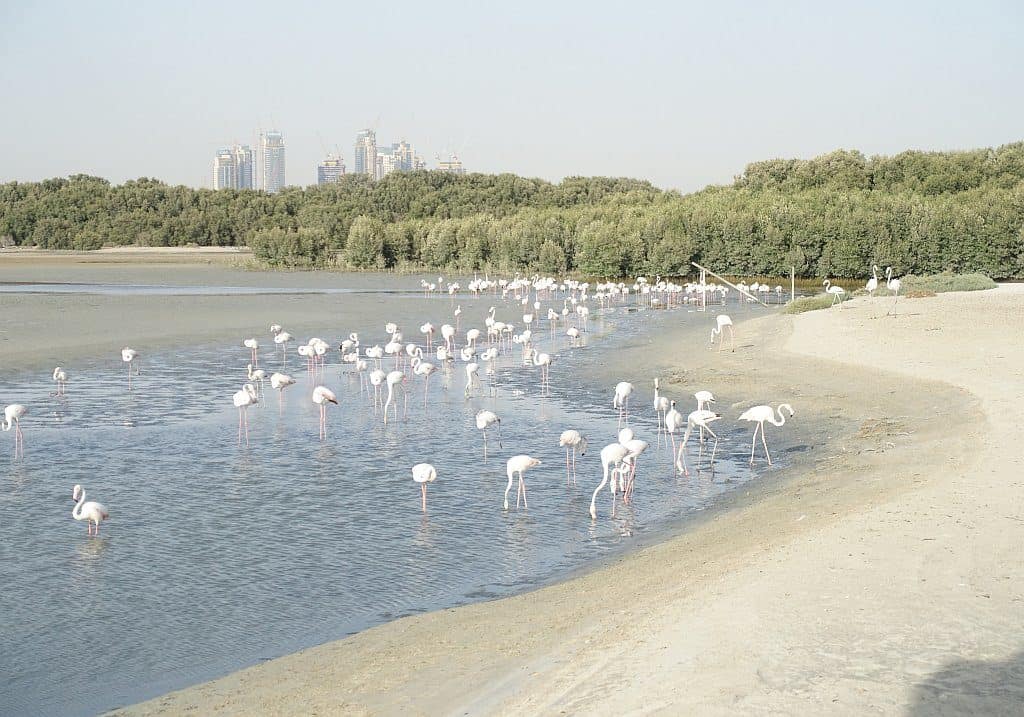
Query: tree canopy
2,143,1022,279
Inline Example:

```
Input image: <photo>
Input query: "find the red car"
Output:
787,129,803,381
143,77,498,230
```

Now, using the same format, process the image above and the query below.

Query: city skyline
1,2,1022,192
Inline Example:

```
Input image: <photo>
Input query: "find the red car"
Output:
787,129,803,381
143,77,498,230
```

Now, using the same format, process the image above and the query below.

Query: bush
782,292,851,314
902,272,996,293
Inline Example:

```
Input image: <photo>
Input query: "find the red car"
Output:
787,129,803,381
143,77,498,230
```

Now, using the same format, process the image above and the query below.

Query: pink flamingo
383,370,407,424
72,484,109,536
121,348,139,390
559,429,587,485
738,403,794,465
3,404,27,459
675,409,722,476
232,383,258,447
412,463,437,512
590,443,629,519
476,410,502,458
269,372,295,412
504,455,540,510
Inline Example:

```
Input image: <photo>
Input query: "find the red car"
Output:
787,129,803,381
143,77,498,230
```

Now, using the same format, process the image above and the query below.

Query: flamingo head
72,484,82,501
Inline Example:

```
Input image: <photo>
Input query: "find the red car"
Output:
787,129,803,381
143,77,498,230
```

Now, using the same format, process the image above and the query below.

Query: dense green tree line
2,143,1022,278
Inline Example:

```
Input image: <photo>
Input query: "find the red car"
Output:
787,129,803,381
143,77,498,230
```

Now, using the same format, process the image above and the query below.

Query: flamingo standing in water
558,430,587,485
710,315,734,352
504,455,540,510
653,378,669,443
383,370,407,425
420,323,435,352
269,372,296,411
121,348,140,390
274,331,293,364
738,403,794,465
464,362,481,397
3,404,27,459
694,390,716,441
476,410,502,458
411,356,437,407
885,267,903,316
620,437,649,503
243,338,259,367
590,442,630,519
232,383,258,446
72,484,109,536
613,381,634,426
412,463,437,512
664,400,683,456
247,363,267,399
531,348,552,393
312,385,339,440
52,367,68,396
675,409,722,476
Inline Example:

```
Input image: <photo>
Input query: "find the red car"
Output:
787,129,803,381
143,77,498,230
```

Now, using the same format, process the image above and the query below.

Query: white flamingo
368,369,387,410
653,378,669,442
664,400,683,456
383,370,407,424
823,279,846,308
504,455,540,510
412,463,437,512
558,429,587,485
232,383,258,446
675,409,722,476
613,381,634,426
72,484,109,536
885,267,902,316
738,403,794,465
269,372,295,411
865,265,879,295
121,347,140,390
312,385,339,440
243,338,259,367
710,315,734,352
590,442,630,519
52,367,68,396
246,363,267,399
3,404,27,459
476,410,502,458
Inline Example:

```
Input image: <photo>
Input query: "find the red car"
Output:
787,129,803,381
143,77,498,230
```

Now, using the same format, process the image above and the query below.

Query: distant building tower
234,145,254,189
413,155,427,171
261,130,286,193
213,149,237,189
376,147,400,180
317,156,347,185
437,155,465,175
391,140,415,171
354,129,377,177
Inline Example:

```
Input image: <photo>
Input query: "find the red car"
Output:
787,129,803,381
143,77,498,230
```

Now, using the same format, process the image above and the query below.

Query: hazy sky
1,1,1021,191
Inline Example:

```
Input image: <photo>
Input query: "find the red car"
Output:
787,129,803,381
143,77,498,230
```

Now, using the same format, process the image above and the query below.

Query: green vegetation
902,272,998,293
783,293,852,314
2,143,1023,278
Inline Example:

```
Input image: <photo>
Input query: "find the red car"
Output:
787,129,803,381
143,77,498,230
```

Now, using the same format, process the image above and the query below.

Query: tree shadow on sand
906,649,1024,716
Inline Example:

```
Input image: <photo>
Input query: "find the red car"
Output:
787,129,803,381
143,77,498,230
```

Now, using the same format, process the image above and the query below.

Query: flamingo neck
768,407,788,427
73,491,86,520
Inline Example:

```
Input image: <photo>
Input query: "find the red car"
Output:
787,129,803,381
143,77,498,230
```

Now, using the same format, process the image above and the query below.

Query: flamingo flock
7,272,802,534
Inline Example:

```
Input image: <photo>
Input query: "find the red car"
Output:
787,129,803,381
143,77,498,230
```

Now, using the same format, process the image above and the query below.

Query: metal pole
790,266,795,305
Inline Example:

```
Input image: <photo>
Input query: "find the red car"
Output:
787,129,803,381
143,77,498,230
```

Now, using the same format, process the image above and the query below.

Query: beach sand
5,255,1020,715
100,282,1023,716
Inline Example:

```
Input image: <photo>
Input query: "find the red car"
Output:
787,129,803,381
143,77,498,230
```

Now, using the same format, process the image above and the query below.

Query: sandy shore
90,282,1019,716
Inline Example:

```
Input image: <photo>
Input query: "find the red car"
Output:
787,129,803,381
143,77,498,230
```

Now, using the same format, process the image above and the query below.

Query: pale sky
1,0,1021,191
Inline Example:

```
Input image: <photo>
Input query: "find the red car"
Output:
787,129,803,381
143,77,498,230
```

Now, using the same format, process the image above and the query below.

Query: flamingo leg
566,449,571,486
244,410,250,447
421,483,427,512
761,428,772,465
750,424,759,464
572,450,577,485
709,436,720,471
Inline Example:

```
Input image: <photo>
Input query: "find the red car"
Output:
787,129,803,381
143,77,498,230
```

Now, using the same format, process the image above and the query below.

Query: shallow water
0,280,791,716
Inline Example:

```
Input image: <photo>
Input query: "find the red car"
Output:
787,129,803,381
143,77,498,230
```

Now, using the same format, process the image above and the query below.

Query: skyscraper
391,140,414,171
354,129,376,177
234,145,254,190
317,156,347,185
261,130,286,193
212,149,236,189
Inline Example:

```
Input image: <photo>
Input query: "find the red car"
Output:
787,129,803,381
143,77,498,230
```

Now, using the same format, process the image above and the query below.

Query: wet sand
5,255,1021,715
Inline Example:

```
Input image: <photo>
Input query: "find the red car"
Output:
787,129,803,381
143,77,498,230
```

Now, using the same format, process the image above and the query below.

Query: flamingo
675,409,722,476
464,362,481,397
566,326,581,347
365,344,384,370
243,338,259,367
613,381,634,426
738,403,794,465
232,383,258,446
531,348,552,393
664,400,683,456
246,363,267,399
710,315,734,352
653,378,669,442
368,369,387,410
273,331,293,364
823,279,846,308
476,410,502,458
558,430,587,485
412,463,437,512
695,390,716,441
52,367,68,396
312,385,339,440
621,437,649,503
440,324,456,353
383,370,407,424
504,455,540,510
885,267,902,316
3,404,27,459
453,305,462,331
466,328,481,349
121,347,139,390
72,484,109,536
411,356,437,407
420,322,435,352
270,324,282,336
590,443,630,519
269,372,295,411
865,265,880,295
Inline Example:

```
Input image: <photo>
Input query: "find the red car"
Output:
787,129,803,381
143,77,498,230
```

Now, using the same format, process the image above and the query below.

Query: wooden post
790,267,795,305
690,262,769,307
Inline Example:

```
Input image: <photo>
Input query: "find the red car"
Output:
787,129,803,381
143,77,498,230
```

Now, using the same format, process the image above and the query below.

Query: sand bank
102,284,1023,715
